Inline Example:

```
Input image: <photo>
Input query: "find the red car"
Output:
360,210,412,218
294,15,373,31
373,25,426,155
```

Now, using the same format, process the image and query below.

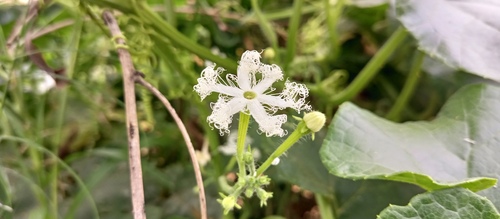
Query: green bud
244,187,254,198
243,151,254,164
263,48,276,60
303,111,326,133
256,188,273,207
220,195,241,214
257,175,271,186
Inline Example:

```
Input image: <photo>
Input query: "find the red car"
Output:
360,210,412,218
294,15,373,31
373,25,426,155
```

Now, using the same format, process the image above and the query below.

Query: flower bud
257,175,271,186
220,195,241,214
256,188,273,207
303,111,326,133
263,48,276,60
243,151,254,164
244,187,254,198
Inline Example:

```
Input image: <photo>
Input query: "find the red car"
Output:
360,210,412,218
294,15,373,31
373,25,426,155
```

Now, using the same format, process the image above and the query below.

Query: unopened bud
221,195,241,214
263,48,276,60
244,188,254,198
257,175,271,186
303,111,326,132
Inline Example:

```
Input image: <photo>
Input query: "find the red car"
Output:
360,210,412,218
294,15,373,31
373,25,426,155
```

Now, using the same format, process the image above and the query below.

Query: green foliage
1,0,500,218
395,0,500,81
379,188,500,219
321,84,500,206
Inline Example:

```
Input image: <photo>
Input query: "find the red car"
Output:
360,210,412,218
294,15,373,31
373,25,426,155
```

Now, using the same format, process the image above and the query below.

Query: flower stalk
236,112,251,176
257,120,307,175
258,111,325,175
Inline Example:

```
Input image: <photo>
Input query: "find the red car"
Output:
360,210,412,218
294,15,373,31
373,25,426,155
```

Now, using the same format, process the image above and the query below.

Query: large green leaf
320,84,500,207
379,188,500,219
255,130,423,219
394,0,500,81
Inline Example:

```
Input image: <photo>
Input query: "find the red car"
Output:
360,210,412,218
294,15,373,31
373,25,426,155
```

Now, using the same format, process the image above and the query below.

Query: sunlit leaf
321,84,500,207
394,0,500,81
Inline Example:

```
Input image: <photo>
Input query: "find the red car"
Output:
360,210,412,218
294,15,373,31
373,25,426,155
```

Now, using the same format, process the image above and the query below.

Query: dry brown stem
135,76,207,219
102,11,146,219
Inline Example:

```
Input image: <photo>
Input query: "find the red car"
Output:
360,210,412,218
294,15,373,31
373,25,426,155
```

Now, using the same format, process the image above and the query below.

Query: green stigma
243,91,257,99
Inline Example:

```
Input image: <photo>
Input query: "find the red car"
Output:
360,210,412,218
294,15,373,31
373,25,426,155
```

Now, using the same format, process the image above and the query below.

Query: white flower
194,50,311,137
218,132,261,160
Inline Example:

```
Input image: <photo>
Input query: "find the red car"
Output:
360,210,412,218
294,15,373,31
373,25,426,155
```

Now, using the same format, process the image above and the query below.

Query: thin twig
135,76,208,219
6,0,43,56
29,19,75,39
102,11,146,219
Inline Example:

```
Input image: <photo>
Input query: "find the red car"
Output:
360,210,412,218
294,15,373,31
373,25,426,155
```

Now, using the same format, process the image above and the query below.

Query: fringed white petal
208,97,247,135
252,64,283,94
247,100,287,137
257,94,292,112
214,84,243,97
280,80,312,113
237,50,262,89
194,65,225,100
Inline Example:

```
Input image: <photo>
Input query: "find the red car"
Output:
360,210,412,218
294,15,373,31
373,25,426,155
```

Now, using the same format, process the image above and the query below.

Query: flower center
243,91,257,99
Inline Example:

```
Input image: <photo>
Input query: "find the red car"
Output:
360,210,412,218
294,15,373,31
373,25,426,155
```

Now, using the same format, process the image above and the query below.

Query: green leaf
394,0,500,81
379,188,500,219
320,84,500,206
255,129,423,219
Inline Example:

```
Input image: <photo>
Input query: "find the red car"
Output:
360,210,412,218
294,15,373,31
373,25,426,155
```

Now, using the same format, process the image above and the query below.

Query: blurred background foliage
0,0,491,218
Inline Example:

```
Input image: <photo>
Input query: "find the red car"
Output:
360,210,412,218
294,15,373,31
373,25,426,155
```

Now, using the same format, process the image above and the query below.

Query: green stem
284,0,304,70
50,18,82,218
329,26,408,106
31,93,46,183
137,1,238,72
81,4,111,38
324,0,345,61
236,112,251,176
256,121,307,175
250,0,278,57
386,51,425,122
224,156,237,173
164,0,177,26
315,194,336,219
262,3,319,21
